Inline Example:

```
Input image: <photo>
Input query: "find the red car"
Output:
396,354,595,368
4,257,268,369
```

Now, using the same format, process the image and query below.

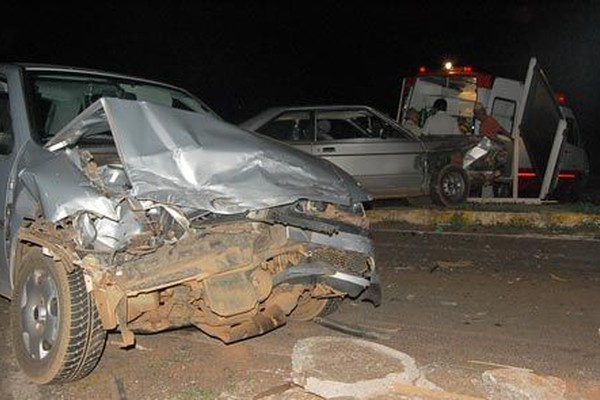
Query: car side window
315,111,370,141
256,111,312,142
317,109,410,141
0,78,14,155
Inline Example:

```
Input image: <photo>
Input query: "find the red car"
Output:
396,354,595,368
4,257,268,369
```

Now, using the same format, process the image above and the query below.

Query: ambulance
396,58,589,200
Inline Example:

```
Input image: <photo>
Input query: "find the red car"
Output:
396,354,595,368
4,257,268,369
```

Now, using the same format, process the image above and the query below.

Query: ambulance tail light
518,169,577,180
558,173,577,180
518,171,537,179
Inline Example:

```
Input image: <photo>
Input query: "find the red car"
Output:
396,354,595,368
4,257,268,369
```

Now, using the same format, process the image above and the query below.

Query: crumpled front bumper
273,262,381,306
277,225,381,306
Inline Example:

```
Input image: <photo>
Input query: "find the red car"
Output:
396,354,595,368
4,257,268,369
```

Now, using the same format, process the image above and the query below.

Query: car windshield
25,70,216,142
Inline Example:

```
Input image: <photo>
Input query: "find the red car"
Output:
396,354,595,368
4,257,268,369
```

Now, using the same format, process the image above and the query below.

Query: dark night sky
2,1,600,171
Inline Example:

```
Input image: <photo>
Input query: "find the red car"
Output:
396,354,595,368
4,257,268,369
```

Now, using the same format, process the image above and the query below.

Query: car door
312,108,426,198
0,72,17,297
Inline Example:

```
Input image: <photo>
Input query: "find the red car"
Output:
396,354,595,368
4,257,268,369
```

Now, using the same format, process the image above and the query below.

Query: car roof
258,105,379,113
6,62,184,92
240,105,386,129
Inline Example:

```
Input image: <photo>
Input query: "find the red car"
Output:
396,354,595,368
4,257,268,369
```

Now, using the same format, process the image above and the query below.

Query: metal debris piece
468,360,533,372
550,273,569,282
252,382,297,399
431,260,474,273
439,301,458,307
389,384,486,399
313,317,397,340
113,375,127,400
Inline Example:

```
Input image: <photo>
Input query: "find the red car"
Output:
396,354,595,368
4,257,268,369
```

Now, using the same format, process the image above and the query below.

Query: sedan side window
317,109,410,141
316,112,368,141
0,78,14,155
256,111,312,142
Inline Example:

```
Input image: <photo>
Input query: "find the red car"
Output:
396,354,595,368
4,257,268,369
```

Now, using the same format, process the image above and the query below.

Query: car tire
289,297,341,321
10,249,106,384
431,164,469,207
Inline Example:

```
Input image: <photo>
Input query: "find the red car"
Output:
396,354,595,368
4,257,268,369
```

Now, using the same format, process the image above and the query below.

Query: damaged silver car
241,106,478,205
0,64,379,384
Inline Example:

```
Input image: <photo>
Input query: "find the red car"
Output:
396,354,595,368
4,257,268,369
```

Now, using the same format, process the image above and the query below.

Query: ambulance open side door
512,57,566,200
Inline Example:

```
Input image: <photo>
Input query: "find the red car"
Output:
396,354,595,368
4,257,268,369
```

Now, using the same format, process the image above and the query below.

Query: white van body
397,59,589,199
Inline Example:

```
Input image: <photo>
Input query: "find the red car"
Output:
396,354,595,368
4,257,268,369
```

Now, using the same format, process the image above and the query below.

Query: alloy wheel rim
442,172,464,199
20,268,60,360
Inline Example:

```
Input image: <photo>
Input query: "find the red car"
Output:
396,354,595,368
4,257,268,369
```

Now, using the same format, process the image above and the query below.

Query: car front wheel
10,248,106,384
431,164,469,206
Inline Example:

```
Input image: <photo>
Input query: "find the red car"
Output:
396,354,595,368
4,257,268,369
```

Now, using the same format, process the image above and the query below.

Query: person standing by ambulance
473,102,509,139
474,102,513,179
422,99,461,135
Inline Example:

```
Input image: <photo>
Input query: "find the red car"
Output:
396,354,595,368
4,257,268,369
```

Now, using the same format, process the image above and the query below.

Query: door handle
321,147,336,153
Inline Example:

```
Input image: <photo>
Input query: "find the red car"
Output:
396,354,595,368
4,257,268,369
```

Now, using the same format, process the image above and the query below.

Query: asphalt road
1,224,599,399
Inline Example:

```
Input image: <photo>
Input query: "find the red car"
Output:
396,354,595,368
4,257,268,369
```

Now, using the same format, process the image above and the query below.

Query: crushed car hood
44,98,368,216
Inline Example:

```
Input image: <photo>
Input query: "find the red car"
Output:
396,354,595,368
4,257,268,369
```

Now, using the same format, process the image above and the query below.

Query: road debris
253,382,302,399
113,375,128,400
550,273,569,282
253,386,323,400
468,361,533,372
431,260,474,273
482,368,566,400
109,341,152,351
313,318,398,340
394,265,415,271
440,301,458,307
387,384,486,399
463,312,488,321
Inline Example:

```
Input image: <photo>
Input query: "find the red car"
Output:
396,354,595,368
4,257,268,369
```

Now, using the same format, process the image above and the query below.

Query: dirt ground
1,222,600,399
